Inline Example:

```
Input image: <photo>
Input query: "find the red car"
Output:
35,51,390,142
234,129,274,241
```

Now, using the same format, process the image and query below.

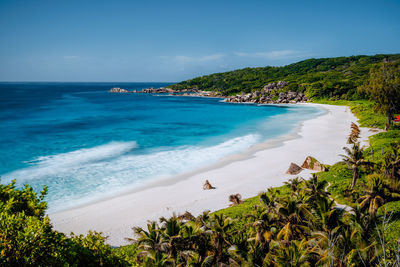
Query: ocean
0,82,325,212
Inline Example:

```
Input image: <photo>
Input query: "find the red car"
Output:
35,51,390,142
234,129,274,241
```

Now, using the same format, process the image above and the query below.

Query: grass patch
364,130,400,162
317,162,368,205
312,99,387,129
212,184,292,231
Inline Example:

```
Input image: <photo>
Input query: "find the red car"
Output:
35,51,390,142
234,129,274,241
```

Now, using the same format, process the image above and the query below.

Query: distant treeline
169,54,400,100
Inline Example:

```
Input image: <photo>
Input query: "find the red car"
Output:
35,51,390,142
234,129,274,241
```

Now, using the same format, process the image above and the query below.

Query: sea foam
6,135,260,212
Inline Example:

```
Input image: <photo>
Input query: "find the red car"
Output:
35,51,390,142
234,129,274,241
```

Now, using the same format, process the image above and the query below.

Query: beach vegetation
1,54,400,265
358,62,400,130
169,54,400,101
340,142,372,190
0,180,129,266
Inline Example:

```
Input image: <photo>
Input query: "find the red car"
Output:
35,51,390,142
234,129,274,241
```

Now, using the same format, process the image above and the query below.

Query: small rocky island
109,81,308,104
109,87,129,93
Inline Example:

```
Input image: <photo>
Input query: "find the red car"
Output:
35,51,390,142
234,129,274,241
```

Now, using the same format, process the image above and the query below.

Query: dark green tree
359,62,400,130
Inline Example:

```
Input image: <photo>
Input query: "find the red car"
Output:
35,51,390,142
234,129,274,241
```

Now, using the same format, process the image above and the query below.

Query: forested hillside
169,54,400,100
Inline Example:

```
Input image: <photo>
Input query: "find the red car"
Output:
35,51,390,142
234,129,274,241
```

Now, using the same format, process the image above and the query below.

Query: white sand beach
50,103,376,246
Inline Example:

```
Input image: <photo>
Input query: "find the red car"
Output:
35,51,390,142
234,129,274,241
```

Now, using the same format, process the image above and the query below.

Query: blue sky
0,0,399,82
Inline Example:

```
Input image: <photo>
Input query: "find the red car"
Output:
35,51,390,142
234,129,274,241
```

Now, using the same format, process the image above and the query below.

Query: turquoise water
0,82,325,212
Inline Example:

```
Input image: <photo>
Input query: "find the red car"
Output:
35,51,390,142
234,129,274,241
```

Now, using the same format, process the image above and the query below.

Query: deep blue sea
0,82,325,212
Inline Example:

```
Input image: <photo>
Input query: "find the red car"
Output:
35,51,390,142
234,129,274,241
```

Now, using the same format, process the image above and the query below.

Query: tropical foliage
1,54,400,265
0,180,128,266
169,54,400,100
359,62,400,130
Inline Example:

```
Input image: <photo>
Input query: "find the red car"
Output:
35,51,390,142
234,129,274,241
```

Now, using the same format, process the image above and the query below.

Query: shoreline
50,103,376,246
49,103,314,214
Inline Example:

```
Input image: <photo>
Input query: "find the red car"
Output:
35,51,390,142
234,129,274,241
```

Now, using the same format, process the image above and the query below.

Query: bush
0,180,129,266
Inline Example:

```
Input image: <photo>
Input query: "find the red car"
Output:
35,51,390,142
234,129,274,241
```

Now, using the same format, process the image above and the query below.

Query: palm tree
208,213,236,264
357,174,400,217
129,221,170,265
158,216,184,262
382,143,400,181
259,187,281,213
310,229,342,266
136,250,173,267
130,221,165,253
303,174,330,204
348,122,361,144
180,220,211,264
313,196,344,232
284,177,303,196
266,239,313,266
340,142,372,189
276,196,314,241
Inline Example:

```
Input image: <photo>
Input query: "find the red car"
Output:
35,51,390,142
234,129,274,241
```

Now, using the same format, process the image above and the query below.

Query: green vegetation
1,54,400,265
0,181,128,266
169,54,400,100
359,62,400,130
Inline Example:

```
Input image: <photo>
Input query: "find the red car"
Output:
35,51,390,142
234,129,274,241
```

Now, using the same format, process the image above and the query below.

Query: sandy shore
50,103,376,246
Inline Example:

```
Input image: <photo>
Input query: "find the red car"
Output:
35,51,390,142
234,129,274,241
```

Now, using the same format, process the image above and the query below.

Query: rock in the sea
109,87,128,93
285,163,303,175
301,156,326,172
203,180,215,190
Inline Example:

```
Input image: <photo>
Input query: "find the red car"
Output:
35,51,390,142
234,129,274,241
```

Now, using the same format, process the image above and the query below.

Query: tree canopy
359,62,400,130
169,54,400,100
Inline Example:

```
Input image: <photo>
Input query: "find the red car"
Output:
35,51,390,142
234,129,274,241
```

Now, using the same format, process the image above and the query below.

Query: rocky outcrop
225,81,307,104
109,87,128,93
285,163,303,175
301,156,326,172
226,91,307,104
263,81,288,91
139,87,175,93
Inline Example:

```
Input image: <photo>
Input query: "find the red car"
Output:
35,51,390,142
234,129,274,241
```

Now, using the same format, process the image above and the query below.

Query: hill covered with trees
169,54,400,100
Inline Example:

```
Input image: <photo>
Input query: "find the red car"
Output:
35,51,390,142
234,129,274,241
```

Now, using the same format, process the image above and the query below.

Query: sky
0,0,399,82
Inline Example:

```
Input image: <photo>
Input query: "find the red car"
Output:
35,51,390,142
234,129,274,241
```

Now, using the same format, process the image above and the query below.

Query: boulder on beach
285,162,303,175
203,180,215,190
229,194,243,206
301,156,326,172
177,211,195,222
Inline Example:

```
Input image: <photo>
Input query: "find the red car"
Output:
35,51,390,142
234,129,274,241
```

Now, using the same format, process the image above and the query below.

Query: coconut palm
136,250,173,267
265,239,313,267
259,187,281,210
228,231,267,267
180,220,211,264
313,196,344,232
348,122,361,144
284,177,303,196
276,196,314,241
340,142,372,189
382,143,400,181
310,229,342,266
208,214,236,263
158,216,185,261
303,174,330,205
356,174,399,217
130,221,166,253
